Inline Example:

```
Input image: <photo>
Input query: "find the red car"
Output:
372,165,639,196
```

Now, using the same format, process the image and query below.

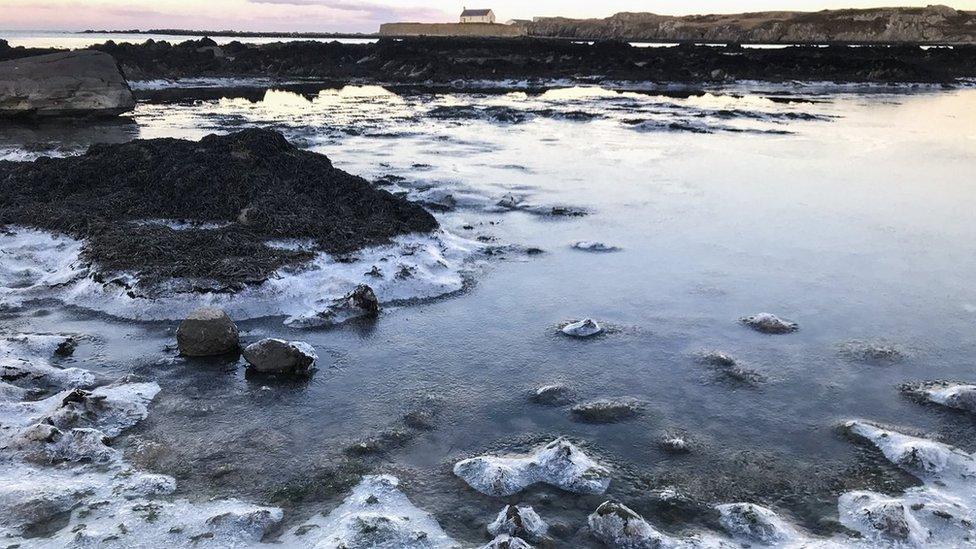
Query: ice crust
0,227,480,322
453,438,612,497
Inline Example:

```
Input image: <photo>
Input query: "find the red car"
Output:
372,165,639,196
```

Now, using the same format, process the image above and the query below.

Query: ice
454,438,611,497
278,474,456,548
0,228,481,322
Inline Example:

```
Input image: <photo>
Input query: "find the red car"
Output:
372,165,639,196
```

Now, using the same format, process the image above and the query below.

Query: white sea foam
0,227,481,322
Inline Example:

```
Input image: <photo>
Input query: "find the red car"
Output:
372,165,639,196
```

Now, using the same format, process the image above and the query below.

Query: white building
460,8,496,24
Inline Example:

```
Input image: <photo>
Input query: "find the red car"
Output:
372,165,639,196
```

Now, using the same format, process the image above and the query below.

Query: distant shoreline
80,29,379,39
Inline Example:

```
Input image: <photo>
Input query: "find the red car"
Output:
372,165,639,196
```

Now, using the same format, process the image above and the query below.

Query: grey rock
530,384,574,406
739,313,798,334
242,338,317,374
0,50,135,118
571,398,642,423
176,307,239,356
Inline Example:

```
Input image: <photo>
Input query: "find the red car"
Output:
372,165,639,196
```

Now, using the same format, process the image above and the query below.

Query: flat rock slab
0,50,134,118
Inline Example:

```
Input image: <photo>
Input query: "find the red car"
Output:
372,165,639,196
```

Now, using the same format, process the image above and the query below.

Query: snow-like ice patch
0,228,481,322
278,474,456,548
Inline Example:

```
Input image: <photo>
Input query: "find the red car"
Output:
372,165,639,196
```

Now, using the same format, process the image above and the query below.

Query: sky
2,0,975,33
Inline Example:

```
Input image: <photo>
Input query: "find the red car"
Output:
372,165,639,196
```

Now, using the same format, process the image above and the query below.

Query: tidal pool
2,82,976,547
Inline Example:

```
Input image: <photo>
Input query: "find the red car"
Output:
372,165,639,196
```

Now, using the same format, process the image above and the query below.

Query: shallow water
2,82,976,546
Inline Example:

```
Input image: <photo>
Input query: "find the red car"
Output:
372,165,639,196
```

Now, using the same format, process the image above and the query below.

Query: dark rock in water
0,50,134,118
176,307,239,357
659,433,690,454
242,338,317,374
0,129,438,293
531,384,574,406
840,340,905,364
571,398,642,423
481,535,533,549
53,338,78,358
740,313,798,334
698,351,766,384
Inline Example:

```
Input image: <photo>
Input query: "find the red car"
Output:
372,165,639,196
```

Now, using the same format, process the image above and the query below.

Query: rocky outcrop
176,307,239,356
0,50,134,118
242,339,317,374
523,6,976,44
0,129,438,294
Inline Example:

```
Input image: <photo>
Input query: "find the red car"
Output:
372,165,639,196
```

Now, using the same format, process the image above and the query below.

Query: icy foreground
0,227,479,322
4,331,976,547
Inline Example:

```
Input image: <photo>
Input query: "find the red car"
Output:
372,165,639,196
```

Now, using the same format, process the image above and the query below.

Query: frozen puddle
0,227,482,322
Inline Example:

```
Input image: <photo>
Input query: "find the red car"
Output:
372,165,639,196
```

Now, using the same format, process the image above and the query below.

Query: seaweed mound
0,129,438,293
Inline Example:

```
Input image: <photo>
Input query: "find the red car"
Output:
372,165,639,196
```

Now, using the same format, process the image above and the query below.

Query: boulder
176,307,239,356
242,338,317,374
0,50,135,118
716,503,798,544
561,319,602,338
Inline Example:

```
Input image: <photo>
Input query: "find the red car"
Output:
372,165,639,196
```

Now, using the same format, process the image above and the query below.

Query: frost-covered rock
589,501,735,549
716,503,798,544
561,318,602,338
279,474,456,548
843,421,976,482
588,501,668,548
481,534,534,548
839,489,976,546
7,424,114,464
915,383,976,414
488,505,549,542
530,384,574,406
242,338,318,374
497,193,523,210
571,241,619,252
285,283,380,328
572,398,643,423
176,306,239,356
739,313,798,334
837,420,976,546
659,434,690,454
454,438,611,496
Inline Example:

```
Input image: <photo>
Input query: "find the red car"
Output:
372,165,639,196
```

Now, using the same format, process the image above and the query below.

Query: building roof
461,9,493,16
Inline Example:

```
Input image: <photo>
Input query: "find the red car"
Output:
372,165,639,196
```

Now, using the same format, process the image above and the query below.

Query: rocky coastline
2,36,976,86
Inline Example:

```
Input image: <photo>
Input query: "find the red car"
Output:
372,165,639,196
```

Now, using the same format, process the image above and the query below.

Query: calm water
2,82,976,545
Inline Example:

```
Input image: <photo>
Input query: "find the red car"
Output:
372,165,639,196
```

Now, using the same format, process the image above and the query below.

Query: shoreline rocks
242,338,317,375
0,50,134,118
175,307,239,356
285,284,379,328
6,37,975,85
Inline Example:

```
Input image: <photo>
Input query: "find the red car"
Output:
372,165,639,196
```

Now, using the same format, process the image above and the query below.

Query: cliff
522,5,976,44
